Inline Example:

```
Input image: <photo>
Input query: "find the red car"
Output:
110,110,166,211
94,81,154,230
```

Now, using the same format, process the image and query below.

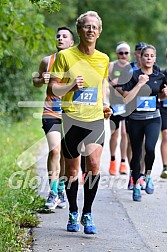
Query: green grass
0,116,46,251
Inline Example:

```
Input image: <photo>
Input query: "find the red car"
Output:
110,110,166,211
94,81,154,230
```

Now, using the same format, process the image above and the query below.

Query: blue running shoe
139,175,146,190
133,185,141,202
45,190,60,210
81,213,97,234
57,191,66,209
67,212,80,232
145,176,154,194
128,175,134,190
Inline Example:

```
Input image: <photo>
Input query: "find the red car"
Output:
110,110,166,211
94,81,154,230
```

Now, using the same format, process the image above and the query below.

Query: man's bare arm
47,75,84,96
33,57,49,88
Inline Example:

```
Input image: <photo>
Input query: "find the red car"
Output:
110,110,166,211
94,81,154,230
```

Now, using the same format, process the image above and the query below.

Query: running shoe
139,175,146,190
128,175,134,190
57,191,66,209
109,160,117,175
67,212,80,232
145,176,154,194
80,173,86,185
81,213,97,234
119,162,128,175
45,190,60,210
133,185,141,202
160,169,167,179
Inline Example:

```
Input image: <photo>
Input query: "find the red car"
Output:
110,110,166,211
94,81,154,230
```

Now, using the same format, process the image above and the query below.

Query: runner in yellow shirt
49,11,112,234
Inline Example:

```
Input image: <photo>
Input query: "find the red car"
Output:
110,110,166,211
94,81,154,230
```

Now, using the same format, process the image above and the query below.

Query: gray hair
76,11,102,33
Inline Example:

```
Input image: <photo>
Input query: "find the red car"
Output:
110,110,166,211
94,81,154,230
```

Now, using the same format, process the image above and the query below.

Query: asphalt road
32,120,167,252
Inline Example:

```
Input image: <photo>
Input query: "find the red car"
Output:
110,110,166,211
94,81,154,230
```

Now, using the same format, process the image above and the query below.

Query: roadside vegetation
0,117,45,251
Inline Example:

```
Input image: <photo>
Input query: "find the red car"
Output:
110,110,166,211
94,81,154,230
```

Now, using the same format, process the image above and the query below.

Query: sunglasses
118,51,129,55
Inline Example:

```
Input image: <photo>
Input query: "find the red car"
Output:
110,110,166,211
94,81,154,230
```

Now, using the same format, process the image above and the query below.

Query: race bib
52,98,62,114
112,104,126,116
73,87,98,105
136,96,156,111
163,99,167,107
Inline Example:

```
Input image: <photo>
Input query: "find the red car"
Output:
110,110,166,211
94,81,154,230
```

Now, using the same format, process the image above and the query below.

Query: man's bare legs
46,131,61,182
160,129,167,178
45,131,61,209
109,120,128,175
120,120,128,173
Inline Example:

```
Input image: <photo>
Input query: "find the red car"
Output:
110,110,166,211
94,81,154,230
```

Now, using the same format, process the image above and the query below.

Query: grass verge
0,116,46,251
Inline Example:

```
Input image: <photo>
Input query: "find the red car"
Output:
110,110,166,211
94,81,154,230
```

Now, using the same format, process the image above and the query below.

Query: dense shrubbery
0,119,45,251
0,0,57,123
0,56,38,121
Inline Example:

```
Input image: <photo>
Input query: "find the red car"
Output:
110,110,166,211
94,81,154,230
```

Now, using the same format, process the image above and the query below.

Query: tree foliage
0,0,58,63
0,0,59,121
77,0,167,63
43,0,78,42
29,0,60,13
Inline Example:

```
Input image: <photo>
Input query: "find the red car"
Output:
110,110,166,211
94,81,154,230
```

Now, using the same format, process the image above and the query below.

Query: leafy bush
0,118,45,251
0,54,44,122
0,0,56,122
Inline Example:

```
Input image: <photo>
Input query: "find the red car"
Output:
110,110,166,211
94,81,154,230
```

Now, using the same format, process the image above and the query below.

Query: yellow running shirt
51,46,109,122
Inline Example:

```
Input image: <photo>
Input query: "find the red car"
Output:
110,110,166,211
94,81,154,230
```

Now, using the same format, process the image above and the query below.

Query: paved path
33,120,167,252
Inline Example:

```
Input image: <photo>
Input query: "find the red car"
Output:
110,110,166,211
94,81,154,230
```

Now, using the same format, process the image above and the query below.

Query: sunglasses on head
118,51,129,55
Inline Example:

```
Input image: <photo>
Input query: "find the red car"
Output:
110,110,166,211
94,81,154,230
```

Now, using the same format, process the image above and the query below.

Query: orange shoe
109,160,117,175
119,162,128,175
